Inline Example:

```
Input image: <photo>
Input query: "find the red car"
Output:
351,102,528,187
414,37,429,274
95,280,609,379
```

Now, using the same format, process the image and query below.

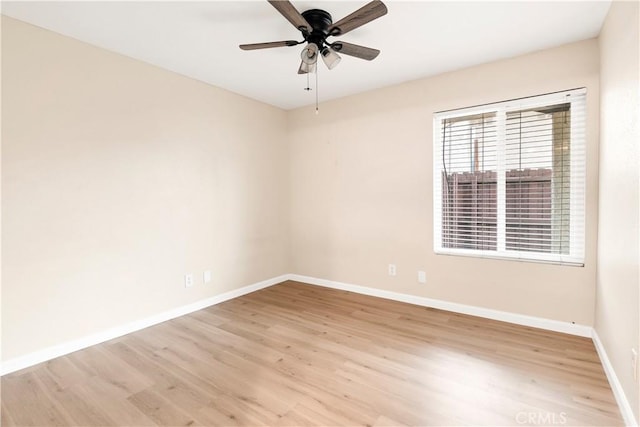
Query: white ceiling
2,1,611,110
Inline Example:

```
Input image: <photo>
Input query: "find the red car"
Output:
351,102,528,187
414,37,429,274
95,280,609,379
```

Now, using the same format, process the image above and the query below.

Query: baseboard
4,272,632,423
0,274,288,376
287,274,593,337
0,272,593,376
592,330,638,427
287,275,639,423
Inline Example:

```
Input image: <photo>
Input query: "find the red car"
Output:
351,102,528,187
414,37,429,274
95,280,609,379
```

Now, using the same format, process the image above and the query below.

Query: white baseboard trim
592,330,638,427
4,272,634,424
287,274,593,337
0,274,289,376
288,275,640,424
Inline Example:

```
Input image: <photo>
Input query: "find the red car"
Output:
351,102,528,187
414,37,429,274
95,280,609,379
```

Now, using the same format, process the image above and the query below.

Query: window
433,89,586,265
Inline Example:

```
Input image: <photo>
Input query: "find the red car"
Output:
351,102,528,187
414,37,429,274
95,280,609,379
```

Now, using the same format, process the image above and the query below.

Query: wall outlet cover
185,274,194,288
418,270,427,283
388,264,397,277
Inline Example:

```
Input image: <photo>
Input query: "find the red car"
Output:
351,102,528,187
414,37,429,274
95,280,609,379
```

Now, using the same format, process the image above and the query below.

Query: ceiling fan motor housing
301,9,333,48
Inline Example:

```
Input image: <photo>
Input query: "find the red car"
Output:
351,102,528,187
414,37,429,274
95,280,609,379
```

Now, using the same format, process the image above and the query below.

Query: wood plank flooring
1,281,623,426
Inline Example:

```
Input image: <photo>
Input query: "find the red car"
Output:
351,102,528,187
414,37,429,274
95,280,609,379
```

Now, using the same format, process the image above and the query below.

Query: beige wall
2,8,628,399
2,7,639,421
289,39,600,326
596,0,640,421
1,14,3,366
1,17,290,361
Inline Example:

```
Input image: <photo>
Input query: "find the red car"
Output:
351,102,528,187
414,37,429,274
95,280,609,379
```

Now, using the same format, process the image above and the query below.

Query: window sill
434,248,585,267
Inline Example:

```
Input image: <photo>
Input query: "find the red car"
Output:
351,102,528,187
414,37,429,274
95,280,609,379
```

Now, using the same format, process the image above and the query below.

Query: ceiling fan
240,0,388,74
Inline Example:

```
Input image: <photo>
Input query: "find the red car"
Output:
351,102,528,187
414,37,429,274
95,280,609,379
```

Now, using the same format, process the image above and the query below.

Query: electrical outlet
632,349,638,380
388,264,397,277
184,273,194,288
203,270,212,284
418,270,426,283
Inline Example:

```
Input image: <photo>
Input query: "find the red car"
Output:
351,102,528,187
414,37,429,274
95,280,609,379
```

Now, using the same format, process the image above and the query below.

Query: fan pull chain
303,71,311,91
315,63,319,115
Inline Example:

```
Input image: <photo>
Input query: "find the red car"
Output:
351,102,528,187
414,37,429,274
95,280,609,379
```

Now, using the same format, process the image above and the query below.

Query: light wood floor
2,281,623,426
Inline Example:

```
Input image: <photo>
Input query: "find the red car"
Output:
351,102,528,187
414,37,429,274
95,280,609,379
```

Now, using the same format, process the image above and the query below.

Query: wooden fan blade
240,40,299,50
268,0,311,33
331,41,380,60
328,0,387,36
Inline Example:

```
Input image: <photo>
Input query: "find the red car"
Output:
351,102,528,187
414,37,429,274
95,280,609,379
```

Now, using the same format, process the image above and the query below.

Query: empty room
1,0,639,426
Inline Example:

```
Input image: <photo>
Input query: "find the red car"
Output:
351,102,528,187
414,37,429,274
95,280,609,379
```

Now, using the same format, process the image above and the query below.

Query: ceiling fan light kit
301,43,319,65
320,47,341,70
240,0,387,112
299,61,316,75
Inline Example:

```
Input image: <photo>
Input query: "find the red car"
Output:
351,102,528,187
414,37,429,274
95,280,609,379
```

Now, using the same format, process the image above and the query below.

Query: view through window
433,89,586,265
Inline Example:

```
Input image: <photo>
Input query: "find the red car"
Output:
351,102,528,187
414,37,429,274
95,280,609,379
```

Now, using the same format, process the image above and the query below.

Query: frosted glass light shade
301,43,319,65
321,47,341,70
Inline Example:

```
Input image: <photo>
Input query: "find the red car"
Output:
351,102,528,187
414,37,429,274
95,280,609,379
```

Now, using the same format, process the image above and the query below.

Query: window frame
433,88,586,266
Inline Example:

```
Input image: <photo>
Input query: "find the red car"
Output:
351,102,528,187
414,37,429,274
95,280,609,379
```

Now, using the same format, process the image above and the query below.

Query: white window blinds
433,89,586,265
